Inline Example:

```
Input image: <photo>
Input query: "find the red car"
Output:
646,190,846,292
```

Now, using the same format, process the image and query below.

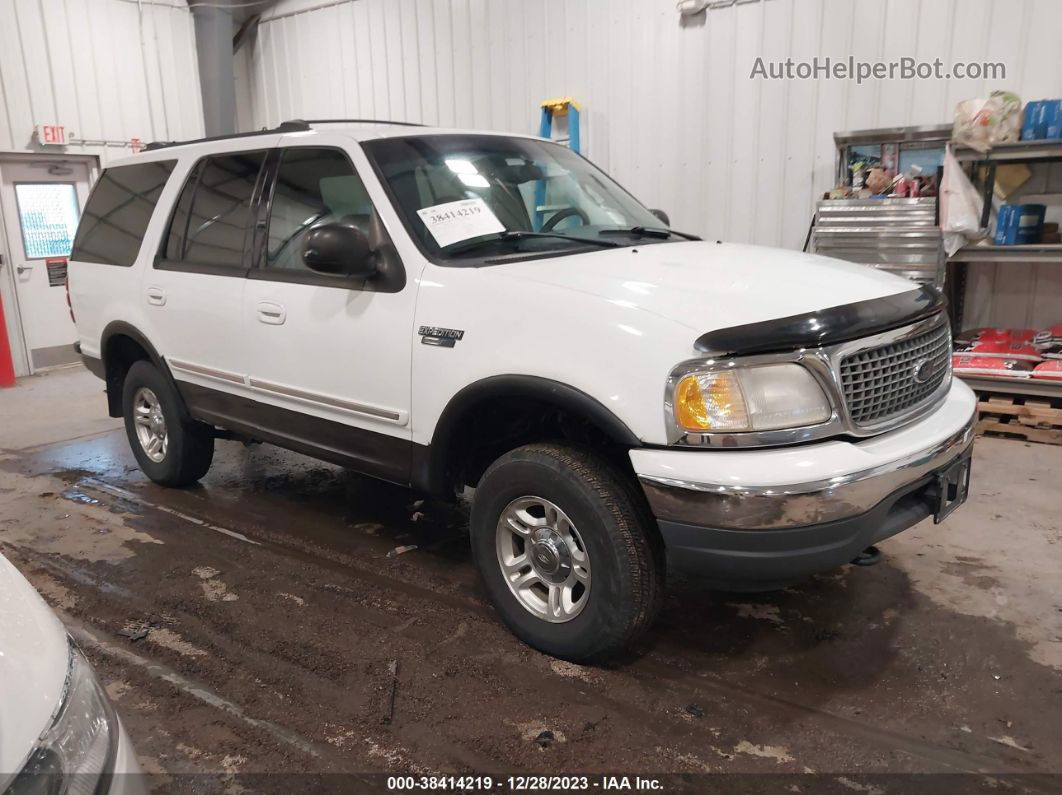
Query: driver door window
264,148,371,273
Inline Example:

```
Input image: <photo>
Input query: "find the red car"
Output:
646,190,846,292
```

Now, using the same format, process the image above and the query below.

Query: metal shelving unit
948,140,1062,396
952,140,1062,165
949,141,1062,229
947,140,1062,314
957,374,1062,399
952,244,1062,263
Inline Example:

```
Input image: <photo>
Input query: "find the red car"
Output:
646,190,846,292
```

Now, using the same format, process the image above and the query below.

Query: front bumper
631,380,976,588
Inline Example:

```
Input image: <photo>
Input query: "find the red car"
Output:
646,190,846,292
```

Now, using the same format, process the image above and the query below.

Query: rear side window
70,160,176,266
162,151,266,269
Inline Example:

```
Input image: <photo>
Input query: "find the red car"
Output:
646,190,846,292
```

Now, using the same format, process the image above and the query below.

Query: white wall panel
241,0,1062,252
0,0,204,165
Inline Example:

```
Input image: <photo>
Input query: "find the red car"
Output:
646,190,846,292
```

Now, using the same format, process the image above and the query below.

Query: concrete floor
1,366,1060,790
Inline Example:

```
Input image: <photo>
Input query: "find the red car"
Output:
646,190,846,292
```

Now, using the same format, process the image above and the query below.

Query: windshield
362,134,668,262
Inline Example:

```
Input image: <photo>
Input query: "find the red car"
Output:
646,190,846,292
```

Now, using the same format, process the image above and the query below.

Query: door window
162,151,266,270
71,160,176,267
13,183,79,259
265,148,372,273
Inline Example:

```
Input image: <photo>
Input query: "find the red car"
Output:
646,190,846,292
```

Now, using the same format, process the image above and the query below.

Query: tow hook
851,545,882,567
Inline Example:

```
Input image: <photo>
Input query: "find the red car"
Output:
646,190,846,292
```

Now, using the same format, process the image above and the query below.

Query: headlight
673,363,831,433
7,642,117,795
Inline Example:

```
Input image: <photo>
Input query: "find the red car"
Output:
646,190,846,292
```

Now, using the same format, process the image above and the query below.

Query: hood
0,554,68,775
484,240,915,337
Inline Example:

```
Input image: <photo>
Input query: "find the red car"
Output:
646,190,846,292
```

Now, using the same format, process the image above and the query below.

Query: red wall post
0,291,18,388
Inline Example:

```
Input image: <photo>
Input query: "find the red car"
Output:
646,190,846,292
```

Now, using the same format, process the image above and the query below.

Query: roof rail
142,120,311,152
141,118,428,152
286,118,427,128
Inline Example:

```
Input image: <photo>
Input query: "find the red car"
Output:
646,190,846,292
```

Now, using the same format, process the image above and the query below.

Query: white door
145,145,274,391
240,142,418,484
0,159,92,372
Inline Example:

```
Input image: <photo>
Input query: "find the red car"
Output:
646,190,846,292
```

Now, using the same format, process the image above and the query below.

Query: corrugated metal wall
0,0,204,165
238,0,1062,252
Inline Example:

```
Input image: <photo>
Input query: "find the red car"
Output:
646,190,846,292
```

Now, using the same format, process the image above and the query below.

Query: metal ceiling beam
233,13,260,53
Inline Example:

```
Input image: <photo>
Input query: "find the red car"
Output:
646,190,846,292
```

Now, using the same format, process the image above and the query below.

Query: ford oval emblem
911,358,934,384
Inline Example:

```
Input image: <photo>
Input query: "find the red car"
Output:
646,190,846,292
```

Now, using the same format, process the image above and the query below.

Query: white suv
69,120,975,661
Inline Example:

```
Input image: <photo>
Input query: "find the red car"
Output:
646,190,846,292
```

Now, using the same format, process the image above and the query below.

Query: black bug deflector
693,285,946,357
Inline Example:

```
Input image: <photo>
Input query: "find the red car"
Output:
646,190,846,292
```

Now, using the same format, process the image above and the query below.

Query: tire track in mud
78,476,490,615
67,617,326,758
21,478,723,773
53,474,1043,777
34,483,740,774
7,530,514,774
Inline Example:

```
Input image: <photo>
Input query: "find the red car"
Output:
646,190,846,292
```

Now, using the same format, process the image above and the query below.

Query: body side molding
247,377,404,423
169,359,246,385
179,382,414,485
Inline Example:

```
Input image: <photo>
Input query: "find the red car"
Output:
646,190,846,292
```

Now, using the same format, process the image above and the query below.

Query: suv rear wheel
470,443,663,662
122,361,214,486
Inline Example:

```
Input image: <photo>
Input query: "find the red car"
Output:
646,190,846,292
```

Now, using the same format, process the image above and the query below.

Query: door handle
16,265,31,275
146,286,166,306
256,301,286,325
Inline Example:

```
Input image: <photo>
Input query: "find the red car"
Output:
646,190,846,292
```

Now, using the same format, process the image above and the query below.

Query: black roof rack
290,118,427,128
143,120,310,151
142,118,427,152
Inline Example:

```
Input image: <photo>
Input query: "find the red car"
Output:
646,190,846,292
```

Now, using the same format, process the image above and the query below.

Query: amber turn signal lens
674,371,750,432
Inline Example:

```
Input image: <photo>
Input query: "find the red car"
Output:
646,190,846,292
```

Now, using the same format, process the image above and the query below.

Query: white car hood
486,240,915,337
0,554,68,775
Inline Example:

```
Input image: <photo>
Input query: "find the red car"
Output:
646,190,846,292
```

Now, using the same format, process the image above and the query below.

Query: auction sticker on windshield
416,198,505,247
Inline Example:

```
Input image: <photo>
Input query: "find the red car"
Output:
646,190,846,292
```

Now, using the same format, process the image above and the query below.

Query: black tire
122,360,214,487
470,443,663,663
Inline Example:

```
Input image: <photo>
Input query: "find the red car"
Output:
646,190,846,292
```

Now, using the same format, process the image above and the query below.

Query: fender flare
101,321,167,369
412,374,643,497
99,321,184,418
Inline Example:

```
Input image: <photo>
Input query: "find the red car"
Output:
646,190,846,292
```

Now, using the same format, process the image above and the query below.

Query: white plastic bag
941,144,987,256
951,91,1022,152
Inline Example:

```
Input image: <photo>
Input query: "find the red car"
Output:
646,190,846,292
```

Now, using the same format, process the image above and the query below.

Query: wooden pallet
975,391,1062,444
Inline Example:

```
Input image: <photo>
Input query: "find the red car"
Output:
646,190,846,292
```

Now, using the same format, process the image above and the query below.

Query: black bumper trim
80,353,106,380
658,475,939,591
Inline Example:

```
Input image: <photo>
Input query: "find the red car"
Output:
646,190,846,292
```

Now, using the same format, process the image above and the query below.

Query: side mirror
650,208,670,226
302,223,375,278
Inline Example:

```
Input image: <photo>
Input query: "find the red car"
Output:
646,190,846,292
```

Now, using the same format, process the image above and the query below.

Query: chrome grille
839,321,951,426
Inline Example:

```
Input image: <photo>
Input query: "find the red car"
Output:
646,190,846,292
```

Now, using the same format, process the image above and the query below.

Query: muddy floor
1,368,1060,792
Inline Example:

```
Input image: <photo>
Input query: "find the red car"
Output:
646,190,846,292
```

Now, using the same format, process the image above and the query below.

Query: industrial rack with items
947,127,1062,442
811,114,1062,444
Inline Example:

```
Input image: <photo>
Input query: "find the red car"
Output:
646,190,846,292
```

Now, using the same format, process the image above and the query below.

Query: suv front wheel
470,443,663,662
122,360,214,487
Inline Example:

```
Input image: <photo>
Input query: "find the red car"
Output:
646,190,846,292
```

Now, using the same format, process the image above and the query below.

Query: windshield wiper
599,226,702,241
445,230,623,256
